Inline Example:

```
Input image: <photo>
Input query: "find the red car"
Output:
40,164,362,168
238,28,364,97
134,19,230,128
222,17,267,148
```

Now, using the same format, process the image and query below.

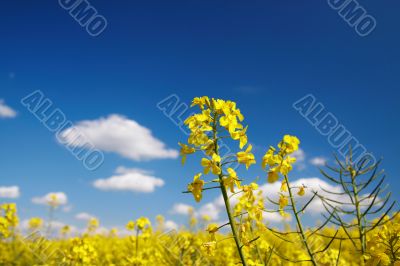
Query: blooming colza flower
223,168,242,193
298,185,306,196
28,217,43,230
218,101,244,134
262,135,299,183
178,142,196,165
201,154,221,175
191,96,210,110
136,217,151,231
278,135,300,154
279,194,289,212
231,126,248,149
126,221,135,231
237,144,256,169
187,173,205,202
206,223,219,241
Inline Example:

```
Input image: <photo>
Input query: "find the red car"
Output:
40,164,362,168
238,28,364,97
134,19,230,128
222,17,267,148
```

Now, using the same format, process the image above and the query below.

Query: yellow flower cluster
181,96,255,203
63,237,98,265
0,202,398,265
261,135,302,215
87,218,99,233
0,203,18,238
365,215,400,265
262,135,300,183
28,217,43,231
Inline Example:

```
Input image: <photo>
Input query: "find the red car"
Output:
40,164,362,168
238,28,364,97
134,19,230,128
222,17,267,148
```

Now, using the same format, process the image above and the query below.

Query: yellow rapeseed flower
237,144,256,169
187,173,205,202
278,135,300,154
279,194,289,211
223,168,241,193
201,154,221,175
178,142,196,165
298,185,306,196
28,217,43,230
126,221,135,231
231,126,248,149
136,217,151,231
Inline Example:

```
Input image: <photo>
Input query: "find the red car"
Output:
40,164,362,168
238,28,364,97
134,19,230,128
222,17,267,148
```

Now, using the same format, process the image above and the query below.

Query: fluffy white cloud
170,197,225,221
170,203,194,215
310,157,327,166
50,221,78,234
0,100,17,118
75,212,96,221
258,177,343,215
62,205,73,213
165,220,178,231
19,219,78,235
32,192,68,206
197,202,221,221
0,186,20,198
93,167,164,193
292,148,305,162
292,148,306,170
58,114,178,161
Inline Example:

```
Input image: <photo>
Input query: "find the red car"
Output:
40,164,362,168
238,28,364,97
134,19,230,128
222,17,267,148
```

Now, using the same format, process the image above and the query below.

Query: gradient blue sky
0,0,399,230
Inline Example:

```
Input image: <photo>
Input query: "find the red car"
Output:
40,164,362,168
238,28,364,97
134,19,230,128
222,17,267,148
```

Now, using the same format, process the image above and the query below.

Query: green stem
284,175,317,266
212,112,248,266
219,176,248,266
350,173,366,262
250,225,264,265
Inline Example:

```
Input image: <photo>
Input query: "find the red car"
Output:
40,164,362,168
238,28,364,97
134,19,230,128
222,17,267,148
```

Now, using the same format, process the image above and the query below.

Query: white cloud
75,212,96,221
170,203,194,215
19,219,79,236
19,219,38,231
310,157,327,166
258,177,343,215
170,197,225,222
32,192,68,206
292,148,305,162
63,205,73,213
58,114,178,161
0,186,20,198
0,100,17,118
292,148,306,170
165,220,178,231
197,202,221,221
50,221,78,234
93,167,164,193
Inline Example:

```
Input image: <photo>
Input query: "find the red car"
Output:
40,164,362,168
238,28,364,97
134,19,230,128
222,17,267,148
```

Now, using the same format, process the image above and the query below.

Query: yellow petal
267,171,280,183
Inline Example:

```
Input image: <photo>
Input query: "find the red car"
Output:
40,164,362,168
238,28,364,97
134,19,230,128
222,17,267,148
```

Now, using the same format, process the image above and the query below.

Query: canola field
1,97,398,266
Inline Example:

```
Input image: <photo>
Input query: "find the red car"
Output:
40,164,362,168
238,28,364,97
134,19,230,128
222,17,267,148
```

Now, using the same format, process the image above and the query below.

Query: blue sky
0,0,399,231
